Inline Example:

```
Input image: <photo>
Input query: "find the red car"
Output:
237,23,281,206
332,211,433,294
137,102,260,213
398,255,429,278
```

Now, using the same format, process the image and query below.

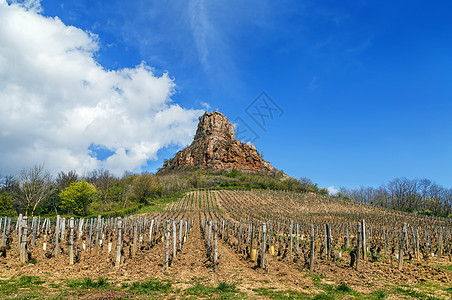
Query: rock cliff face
159,111,274,173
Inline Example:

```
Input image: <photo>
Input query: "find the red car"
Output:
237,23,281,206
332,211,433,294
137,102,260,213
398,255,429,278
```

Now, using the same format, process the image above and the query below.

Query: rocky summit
159,111,275,173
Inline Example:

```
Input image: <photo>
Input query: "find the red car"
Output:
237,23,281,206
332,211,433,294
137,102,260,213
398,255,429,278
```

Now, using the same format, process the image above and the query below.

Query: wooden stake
115,218,122,267
289,220,293,262
398,223,407,271
356,222,362,271
95,215,101,252
55,215,60,257
132,219,138,257
309,225,315,271
361,219,366,261
213,220,218,273
260,223,267,269
19,216,28,263
69,218,74,265
164,220,171,272
172,220,177,260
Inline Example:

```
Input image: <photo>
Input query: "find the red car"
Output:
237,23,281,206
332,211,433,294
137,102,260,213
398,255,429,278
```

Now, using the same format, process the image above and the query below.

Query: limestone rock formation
159,111,275,173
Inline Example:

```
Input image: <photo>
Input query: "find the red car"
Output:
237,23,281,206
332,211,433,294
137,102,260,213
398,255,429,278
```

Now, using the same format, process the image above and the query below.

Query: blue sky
2,0,452,190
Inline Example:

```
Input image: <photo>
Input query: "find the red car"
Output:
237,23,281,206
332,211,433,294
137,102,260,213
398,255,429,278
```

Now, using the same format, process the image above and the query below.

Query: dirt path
168,213,216,281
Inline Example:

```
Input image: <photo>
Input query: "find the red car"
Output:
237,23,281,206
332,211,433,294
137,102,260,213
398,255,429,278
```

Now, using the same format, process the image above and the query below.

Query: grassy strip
252,282,386,300
126,278,172,295
253,287,310,299
66,277,109,289
0,275,45,297
393,286,441,299
134,192,184,214
184,281,245,299
433,265,452,272
3,275,451,300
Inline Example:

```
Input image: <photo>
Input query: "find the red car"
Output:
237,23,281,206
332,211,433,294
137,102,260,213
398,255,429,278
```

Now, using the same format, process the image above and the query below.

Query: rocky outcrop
159,111,275,173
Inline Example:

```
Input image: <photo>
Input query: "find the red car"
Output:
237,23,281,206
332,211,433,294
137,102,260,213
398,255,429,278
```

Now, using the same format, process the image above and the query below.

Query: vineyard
1,189,452,299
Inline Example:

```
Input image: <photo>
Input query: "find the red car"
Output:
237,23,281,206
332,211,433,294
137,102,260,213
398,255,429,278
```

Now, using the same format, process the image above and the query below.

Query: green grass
127,278,172,295
253,287,309,299
393,286,441,299
252,284,361,300
185,283,216,296
66,277,109,289
335,283,352,293
5,274,450,300
134,192,183,214
369,290,387,300
433,265,452,272
0,275,45,297
410,279,452,299
311,274,326,283
340,247,353,252
308,277,364,300
312,293,334,300
185,282,244,299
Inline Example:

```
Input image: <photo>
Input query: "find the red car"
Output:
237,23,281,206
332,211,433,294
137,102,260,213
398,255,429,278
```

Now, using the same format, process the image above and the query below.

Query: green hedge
84,204,143,219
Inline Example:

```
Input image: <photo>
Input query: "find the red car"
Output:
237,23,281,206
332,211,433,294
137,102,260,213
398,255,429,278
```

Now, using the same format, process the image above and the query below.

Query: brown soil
1,213,451,299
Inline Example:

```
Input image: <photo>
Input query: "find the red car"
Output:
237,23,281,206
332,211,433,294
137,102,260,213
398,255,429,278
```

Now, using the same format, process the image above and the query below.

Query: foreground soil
1,215,451,299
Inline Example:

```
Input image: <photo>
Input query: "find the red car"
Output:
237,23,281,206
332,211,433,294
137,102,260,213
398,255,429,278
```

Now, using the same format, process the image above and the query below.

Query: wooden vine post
398,223,407,271
115,217,122,267
132,219,138,257
289,220,293,262
164,220,171,272
213,220,218,272
17,214,22,252
69,217,74,265
55,215,60,257
172,220,177,260
95,215,101,253
179,219,183,250
361,219,366,261
260,222,267,269
19,216,28,263
309,224,315,271
1,217,7,247
356,222,362,271
438,227,443,259
31,216,37,246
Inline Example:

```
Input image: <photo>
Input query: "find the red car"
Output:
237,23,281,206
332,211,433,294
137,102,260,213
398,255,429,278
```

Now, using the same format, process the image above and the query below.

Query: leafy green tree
0,192,16,216
59,180,97,216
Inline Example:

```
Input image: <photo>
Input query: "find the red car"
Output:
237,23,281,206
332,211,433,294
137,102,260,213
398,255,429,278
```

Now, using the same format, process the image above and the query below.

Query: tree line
0,164,189,217
339,177,452,218
0,164,329,217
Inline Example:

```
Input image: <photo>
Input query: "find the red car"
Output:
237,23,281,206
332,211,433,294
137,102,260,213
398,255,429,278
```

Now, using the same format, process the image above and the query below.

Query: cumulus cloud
327,186,339,196
0,1,203,175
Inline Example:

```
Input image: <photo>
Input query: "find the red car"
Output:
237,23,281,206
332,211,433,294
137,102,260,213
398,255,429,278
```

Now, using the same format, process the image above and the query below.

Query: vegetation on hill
1,164,450,218
0,164,328,217
339,177,452,218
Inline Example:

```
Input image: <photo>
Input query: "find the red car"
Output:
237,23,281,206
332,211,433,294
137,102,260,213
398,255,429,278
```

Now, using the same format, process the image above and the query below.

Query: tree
85,169,117,205
59,180,97,216
0,192,16,216
129,173,162,204
16,164,54,216
56,170,79,191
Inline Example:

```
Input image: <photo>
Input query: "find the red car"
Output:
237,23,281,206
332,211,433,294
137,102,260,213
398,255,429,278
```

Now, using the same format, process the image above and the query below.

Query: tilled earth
1,216,451,299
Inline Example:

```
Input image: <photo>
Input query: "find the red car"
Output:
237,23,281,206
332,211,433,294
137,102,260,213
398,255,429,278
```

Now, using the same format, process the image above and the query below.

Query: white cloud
0,1,203,175
327,186,339,196
201,102,211,111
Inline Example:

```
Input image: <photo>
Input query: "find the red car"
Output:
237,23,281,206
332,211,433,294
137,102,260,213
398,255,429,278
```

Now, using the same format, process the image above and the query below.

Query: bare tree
16,164,54,216
85,169,117,204
56,170,79,190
